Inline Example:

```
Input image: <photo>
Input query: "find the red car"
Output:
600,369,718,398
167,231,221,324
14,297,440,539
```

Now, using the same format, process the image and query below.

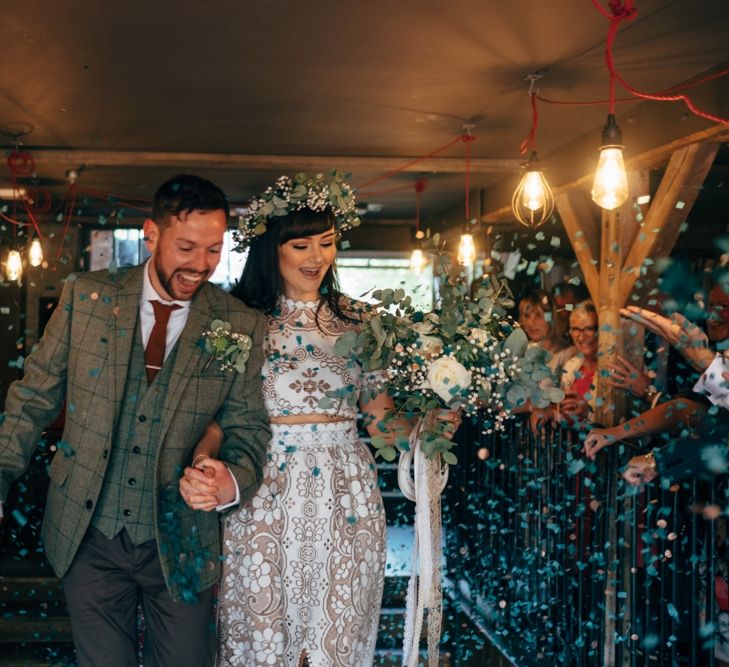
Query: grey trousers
62,527,215,667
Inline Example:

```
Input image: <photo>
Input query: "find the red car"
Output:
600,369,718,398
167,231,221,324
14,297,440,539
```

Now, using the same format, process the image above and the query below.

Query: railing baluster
441,416,721,667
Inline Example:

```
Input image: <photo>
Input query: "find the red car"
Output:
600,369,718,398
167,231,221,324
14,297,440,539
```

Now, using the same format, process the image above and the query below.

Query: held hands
605,355,651,399
583,426,620,459
179,456,236,512
620,307,713,372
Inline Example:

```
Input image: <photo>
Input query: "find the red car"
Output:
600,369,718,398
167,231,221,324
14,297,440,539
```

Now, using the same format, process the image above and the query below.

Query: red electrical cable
356,183,415,198
593,0,729,124
0,211,28,227
519,93,539,155
462,133,477,220
56,184,77,262
74,185,152,204
414,176,427,233
536,69,729,107
354,135,463,192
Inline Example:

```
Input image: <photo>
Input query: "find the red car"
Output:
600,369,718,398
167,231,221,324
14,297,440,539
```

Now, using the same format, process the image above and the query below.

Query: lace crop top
262,296,375,419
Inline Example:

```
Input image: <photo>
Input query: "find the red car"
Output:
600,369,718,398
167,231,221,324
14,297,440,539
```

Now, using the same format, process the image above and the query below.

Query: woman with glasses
558,300,599,426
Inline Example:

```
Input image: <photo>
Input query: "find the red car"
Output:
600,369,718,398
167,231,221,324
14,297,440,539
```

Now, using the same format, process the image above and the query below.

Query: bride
180,173,459,666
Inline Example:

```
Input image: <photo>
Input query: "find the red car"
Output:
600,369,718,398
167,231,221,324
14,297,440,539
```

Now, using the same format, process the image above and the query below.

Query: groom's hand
180,460,236,511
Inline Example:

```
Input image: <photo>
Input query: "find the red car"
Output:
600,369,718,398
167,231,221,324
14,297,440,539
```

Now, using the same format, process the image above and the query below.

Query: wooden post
595,208,624,427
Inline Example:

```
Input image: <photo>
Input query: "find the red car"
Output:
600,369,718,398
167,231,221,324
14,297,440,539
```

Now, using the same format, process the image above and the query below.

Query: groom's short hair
153,174,230,226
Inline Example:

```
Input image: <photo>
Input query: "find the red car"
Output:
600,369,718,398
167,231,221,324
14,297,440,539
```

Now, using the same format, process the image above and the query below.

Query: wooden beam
13,149,522,175
618,170,650,264
482,123,729,223
555,191,601,306
595,208,624,427
618,141,720,303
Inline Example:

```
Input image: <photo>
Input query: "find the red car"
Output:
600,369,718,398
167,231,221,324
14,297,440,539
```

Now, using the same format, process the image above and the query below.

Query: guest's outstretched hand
620,307,713,371
583,426,619,459
605,355,651,399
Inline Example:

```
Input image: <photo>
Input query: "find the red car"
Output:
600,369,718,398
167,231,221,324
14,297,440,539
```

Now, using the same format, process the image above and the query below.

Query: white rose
418,334,443,356
426,357,472,405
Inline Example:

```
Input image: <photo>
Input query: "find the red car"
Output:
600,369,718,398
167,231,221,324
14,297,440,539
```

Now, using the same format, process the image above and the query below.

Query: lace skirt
216,421,386,666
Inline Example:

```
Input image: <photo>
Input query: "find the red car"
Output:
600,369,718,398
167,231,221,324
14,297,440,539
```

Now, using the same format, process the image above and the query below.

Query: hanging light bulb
409,176,429,275
6,250,22,282
28,237,43,267
511,151,555,228
591,114,629,210
410,247,427,274
457,232,476,267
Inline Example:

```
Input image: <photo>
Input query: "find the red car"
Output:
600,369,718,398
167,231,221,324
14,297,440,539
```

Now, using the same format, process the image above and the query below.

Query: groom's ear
143,218,159,253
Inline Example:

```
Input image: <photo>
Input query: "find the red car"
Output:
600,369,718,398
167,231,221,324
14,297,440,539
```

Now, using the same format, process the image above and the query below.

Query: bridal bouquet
328,235,564,463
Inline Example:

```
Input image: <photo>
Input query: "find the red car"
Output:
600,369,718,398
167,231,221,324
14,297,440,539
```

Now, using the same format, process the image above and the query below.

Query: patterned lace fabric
217,297,386,667
262,296,374,419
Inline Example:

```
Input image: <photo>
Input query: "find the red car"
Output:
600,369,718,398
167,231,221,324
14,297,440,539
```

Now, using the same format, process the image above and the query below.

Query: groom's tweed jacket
0,264,270,600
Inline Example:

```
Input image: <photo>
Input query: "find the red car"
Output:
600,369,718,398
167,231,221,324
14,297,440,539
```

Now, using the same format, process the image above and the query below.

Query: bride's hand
437,409,462,440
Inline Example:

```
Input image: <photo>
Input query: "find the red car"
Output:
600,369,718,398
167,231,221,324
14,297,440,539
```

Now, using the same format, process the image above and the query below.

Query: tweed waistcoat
92,324,178,544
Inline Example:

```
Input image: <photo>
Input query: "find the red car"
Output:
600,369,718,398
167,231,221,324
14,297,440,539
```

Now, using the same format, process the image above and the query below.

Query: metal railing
443,415,722,666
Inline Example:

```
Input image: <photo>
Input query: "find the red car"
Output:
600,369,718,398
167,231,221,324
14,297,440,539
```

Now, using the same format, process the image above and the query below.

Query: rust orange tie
145,300,182,384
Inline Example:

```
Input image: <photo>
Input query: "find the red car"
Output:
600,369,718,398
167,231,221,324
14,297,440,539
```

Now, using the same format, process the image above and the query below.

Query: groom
0,175,270,666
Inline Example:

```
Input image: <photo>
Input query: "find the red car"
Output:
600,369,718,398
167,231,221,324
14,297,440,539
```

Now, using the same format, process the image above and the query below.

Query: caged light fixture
512,151,555,228
512,75,554,228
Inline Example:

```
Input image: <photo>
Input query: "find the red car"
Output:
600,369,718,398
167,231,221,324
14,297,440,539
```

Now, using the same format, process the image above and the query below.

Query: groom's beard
155,255,209,301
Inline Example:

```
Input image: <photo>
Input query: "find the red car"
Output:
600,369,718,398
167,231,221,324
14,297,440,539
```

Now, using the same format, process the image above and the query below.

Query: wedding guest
518,289,575,377
553,281,589,343
557,300,599,425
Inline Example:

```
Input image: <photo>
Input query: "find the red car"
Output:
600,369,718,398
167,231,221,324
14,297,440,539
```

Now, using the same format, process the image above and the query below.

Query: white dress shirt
693,352,729,410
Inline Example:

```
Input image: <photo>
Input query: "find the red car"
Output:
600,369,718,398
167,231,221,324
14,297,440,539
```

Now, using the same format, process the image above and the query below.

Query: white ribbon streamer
398,418,449,667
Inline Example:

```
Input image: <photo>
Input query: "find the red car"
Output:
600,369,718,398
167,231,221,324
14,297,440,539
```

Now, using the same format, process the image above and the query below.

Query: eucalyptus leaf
503,328,528,357
379,447,397,461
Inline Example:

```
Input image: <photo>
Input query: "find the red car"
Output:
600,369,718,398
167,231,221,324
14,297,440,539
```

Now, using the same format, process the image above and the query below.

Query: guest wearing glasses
557,300,599,426
553,281,589,345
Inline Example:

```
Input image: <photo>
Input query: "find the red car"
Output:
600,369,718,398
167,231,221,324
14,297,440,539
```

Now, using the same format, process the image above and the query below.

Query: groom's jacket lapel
109,265,143,430
158,283,220,439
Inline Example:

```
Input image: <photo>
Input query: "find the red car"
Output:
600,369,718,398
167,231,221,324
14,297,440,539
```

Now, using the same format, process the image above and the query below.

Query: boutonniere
202,319,253,373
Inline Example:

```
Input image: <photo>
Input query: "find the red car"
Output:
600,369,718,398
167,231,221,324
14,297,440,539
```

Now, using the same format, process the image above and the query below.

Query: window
88,229,247,289
87,231,432,305
336,252,434,310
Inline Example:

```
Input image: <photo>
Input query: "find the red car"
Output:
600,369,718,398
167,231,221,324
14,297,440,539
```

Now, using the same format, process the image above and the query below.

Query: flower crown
234,171,361,250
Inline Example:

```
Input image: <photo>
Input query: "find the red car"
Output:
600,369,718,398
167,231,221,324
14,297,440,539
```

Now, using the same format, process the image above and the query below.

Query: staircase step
374,648,452,666
0,576,65,602
0,615,72,644
0,644,77,667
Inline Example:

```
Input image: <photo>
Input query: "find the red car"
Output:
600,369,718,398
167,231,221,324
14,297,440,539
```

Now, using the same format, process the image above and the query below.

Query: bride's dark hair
230,209,356,323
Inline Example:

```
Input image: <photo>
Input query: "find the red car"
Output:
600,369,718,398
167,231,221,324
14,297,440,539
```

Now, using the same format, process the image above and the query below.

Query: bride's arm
360,390,410,444
191,421,224,469
360,390,461,444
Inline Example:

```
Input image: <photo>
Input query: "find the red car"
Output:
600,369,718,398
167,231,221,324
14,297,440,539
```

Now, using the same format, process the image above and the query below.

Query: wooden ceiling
1,0,728,234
